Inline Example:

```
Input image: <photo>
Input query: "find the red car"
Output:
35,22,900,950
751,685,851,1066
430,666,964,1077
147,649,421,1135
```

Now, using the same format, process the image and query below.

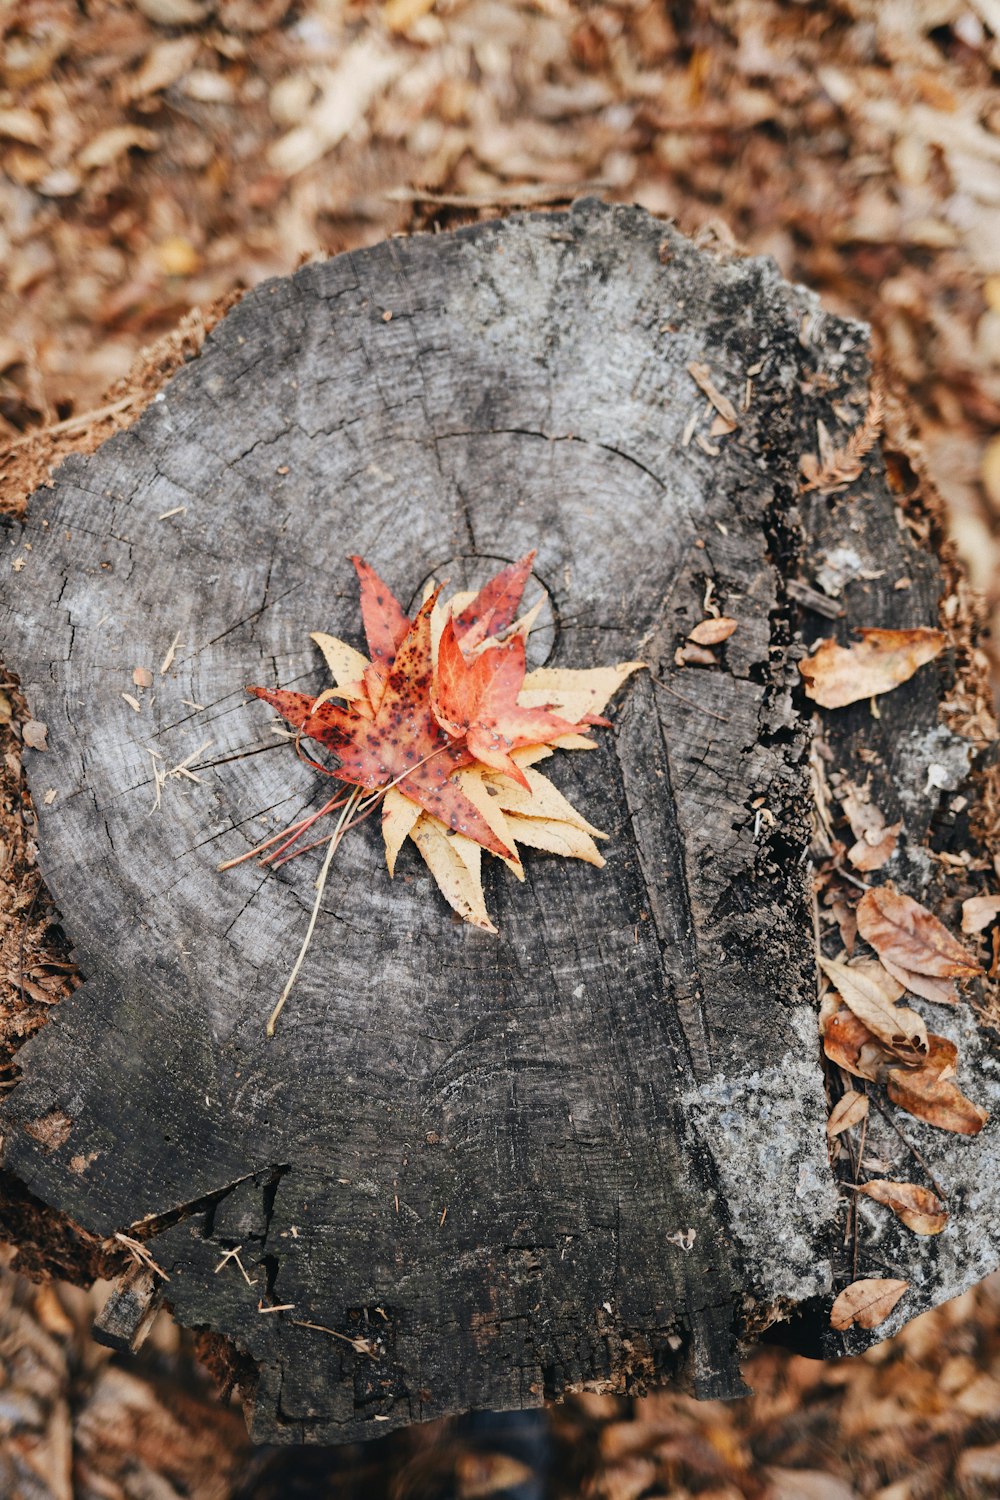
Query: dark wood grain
2,201,997,1442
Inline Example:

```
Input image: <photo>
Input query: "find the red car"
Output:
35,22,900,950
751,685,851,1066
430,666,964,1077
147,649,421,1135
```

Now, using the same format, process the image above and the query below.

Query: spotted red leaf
454,551,537,650
349,555,411,669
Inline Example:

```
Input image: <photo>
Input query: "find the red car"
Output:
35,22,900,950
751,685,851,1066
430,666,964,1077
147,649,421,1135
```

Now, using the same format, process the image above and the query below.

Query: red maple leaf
350,554,410,665
250,592,511,855
431,616,583,787
453,551,536,649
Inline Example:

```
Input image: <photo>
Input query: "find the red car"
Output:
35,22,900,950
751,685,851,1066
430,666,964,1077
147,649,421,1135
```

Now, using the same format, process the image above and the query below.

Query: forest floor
3,0,1000,1496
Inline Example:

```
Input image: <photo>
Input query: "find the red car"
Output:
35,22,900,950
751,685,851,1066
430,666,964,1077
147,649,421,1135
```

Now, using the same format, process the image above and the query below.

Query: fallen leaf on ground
886,1062,988,1136
819,955,928,1062
22,719,48,750
856,886,981,1005
674,642,716,667
837,779,902,872
822,1004,890,1083
849,823,901,872
410,816,496,933
830,1278,908,1331
961,894,1000,934
432,617,581,786
799,628,945,708
855,1179,948,1235
517,661,645,721
827,1091,869,1136
688,616,738,645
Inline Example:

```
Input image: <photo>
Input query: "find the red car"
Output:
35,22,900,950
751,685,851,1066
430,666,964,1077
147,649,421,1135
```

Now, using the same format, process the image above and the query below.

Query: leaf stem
266,787,362,1037
217,792,350,871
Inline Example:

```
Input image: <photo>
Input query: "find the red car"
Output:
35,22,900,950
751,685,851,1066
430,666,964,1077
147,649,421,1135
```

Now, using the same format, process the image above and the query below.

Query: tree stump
3,200,999,1444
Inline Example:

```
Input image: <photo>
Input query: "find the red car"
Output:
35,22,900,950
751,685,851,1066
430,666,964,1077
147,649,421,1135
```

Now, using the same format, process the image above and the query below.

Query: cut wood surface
2,201,998,1444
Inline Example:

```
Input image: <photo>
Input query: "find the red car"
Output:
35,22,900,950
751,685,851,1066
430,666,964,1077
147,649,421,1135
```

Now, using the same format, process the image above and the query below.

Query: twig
266,787,363,1035
384,182,608,209
3,396,137,452
217,790,350,871
866,1091,949,1202
290,1318,379,1357
213,1244,258,1287
110,1231,171,1281
652,676,729,723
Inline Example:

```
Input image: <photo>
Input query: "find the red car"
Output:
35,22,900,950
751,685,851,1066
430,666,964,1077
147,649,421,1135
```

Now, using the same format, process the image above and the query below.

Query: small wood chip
160,630,182,675
132,666,153,688
686,360,739,426
121,692,142,713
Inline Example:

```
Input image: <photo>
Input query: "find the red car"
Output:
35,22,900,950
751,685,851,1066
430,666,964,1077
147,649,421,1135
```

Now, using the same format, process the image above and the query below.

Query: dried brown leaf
686,361,739,425
819,955,928,1062
849,822,901,872
77,126,160,171
855,1179,948,1235
821,1004,891,1083
119,37,201,104
857,885,981,983
674,642,716,667
827,1091,869,1136
688,616,738,646
830,896,858,954
887,1064,988,1136
962,894,1000,934
134,0,210,22
799,628,946,708
830,1277,908,1331
879,958,959,1007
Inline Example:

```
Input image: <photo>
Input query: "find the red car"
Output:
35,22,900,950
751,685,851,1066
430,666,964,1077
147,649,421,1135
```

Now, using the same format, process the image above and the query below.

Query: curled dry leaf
674,642,717,668
856,886,981,1006
837,777,901,870
855,1179,949,1236
799,627,946,709
77,126,160,172
849,823,901,872
822,1004,885,1083
827,1090,869,1136
830,1278,908,1331
962,894,1000,934
688,616,738,646
819,955,927,1063
821,1004,957,1092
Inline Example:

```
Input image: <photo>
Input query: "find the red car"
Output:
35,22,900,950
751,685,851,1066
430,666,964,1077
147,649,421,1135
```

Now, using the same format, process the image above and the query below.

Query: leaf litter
805,606,992,1329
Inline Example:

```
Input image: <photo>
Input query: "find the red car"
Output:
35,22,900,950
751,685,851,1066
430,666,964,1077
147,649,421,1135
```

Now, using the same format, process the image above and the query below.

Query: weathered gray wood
1,200,997,1442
